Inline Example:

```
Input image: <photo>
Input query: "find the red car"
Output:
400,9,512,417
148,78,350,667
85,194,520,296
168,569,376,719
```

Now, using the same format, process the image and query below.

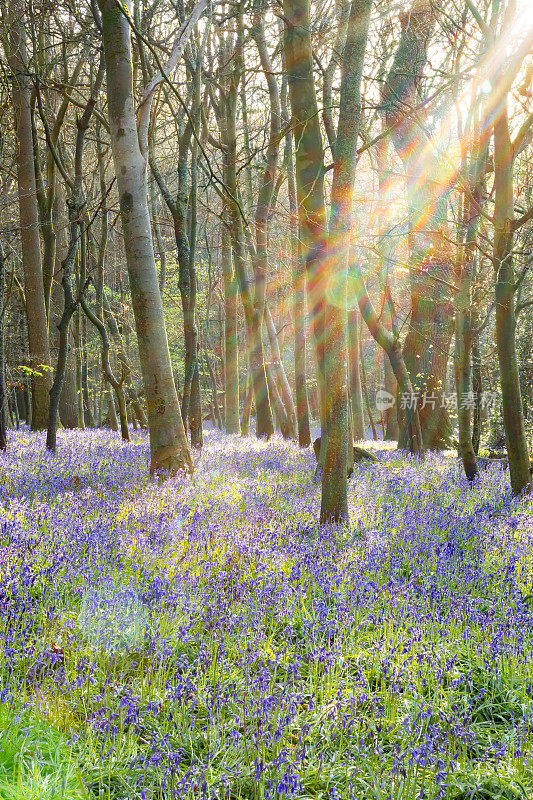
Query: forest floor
0,427,532,800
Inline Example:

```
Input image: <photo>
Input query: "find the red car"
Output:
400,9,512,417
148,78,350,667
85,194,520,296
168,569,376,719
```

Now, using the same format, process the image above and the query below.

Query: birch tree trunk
99,0,192,475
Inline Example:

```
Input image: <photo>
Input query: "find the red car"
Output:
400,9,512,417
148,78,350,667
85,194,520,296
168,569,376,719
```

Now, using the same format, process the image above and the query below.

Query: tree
4,0,51,429
98,0,192,475
381,0,454,451
285,0,372,523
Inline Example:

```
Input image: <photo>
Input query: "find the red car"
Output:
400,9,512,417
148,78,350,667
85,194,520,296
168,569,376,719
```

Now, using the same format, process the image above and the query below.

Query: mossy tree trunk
99,0,192,475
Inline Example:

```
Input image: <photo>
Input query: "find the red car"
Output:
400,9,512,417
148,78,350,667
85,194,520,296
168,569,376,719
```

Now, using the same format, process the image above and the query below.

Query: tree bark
73,311,85,428
264,305,297,440
493,99,531,495
348,307,365,440
99,0,192,475
322,0,372,523
281,65,311,447
221,226,240,433
81,295,130,442
0,242,7,449
6,0,51,429
46,203,79,452
284,0,328,434
382,0,454,450
216,22,273,439
53,187,78,428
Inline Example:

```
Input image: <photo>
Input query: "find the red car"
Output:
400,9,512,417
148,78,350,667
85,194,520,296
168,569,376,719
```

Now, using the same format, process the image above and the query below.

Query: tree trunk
150,180,167,293
73,312,85,429
215,22,274,440
6,0,51,429
105,388,119,431
0,242,7,449
81,314,96,428
81,295,130,442
352,259,424,455
186,106,203,450
99,0,192,475
360,340,377,441
281,47,311,448
383,351,398,440
472,339,482,454
46,203,79,452
453,135,485,482
102,295,147,428
293,239,312,448
202,348,223,430
382,0,453,450
493,100,530,495
284,0,328,433
241,374,253,437
348,307,365,440
322,0,372,523
264,305,297,440
221,226,240,433
53,188,78,428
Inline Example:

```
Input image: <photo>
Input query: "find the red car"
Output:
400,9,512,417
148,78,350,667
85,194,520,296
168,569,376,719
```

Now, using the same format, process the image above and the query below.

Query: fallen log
312,437,379,474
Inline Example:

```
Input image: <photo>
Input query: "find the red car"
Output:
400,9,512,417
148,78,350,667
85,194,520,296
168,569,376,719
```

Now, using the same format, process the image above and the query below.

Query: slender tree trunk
6,0,51,429
11,389,19,430
472,340,482,454
241,374,253,436
348,307,365,440
150,180,167,293
360,340,377,441
293,239,312,447
53,187,78,428
16,386,26,424
73,311,85,428
493,100,530,495
202,348,223,430
352,258,424,455
24,384,31,428
216,22,274,439
221,226,240,433
281,58,311,448
382,285,399,441
99,0,192,475
264,305,297,440
102,295,147,428
46,203,79,452
187,102,203,450
229,199,272,438
0,242,7,449
250,9,284,439
81,296,130,442
105,388,119,431
454,152,483,482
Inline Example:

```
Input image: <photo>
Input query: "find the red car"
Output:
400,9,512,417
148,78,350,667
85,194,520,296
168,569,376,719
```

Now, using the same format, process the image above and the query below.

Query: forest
0,0,532,796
